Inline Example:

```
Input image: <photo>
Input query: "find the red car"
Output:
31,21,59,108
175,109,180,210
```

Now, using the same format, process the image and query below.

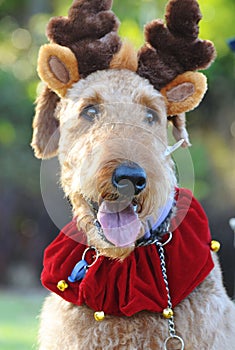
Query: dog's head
32,0,215,258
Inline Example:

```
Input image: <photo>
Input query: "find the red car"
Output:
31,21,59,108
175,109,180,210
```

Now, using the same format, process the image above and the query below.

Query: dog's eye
80,105,100,122
145,109,159,125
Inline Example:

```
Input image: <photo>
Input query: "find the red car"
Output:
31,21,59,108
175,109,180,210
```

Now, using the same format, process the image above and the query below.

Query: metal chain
156,240,176,337
156,238,185,349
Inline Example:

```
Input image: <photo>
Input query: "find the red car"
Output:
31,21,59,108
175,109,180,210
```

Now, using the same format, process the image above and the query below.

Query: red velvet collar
41,188,214,317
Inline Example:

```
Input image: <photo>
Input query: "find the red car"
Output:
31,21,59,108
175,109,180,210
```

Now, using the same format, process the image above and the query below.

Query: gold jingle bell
211,240,221,253
162,307,174,319
94,311,105,321
57,280,69,292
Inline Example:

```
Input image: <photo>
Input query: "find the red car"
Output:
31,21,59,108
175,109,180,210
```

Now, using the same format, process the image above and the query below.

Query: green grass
0,289,46,350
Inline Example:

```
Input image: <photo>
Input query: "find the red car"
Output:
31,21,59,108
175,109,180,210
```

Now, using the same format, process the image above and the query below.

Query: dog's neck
138,195,175,245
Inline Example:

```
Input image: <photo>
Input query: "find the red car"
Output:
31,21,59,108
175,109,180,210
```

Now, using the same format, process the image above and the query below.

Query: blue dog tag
68,259,88,282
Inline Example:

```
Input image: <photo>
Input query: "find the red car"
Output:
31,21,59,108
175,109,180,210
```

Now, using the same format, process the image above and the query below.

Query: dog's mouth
89,196,143,247
86,190,175,249
97,199,141,247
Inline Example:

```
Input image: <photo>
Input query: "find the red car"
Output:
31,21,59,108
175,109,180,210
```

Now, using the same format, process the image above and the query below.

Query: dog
32,0,235,349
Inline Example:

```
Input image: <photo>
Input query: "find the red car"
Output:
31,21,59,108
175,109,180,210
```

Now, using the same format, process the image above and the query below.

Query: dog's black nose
112,162,147,196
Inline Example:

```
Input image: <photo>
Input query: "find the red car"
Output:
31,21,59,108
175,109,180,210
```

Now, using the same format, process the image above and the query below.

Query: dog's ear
31,85,60,159
160,71,207,116
37,44,80,98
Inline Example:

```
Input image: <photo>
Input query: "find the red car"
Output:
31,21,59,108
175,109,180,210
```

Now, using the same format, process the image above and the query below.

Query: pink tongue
97,201,141,247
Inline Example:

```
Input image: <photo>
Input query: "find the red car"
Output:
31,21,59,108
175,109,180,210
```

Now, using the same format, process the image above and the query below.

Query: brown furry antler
137,0,216,91
46,0,121,78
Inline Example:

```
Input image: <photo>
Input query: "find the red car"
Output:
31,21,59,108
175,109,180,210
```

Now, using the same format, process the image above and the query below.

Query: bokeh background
0,0,235,348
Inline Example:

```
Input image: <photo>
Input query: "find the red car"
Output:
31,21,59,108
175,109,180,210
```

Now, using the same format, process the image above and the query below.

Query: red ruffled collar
41,188,214,317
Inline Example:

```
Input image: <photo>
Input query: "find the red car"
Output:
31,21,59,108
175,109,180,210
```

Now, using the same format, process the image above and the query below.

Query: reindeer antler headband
32,0,216,158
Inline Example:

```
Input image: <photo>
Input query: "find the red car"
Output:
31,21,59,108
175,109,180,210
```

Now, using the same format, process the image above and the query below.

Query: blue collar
143,194,175,240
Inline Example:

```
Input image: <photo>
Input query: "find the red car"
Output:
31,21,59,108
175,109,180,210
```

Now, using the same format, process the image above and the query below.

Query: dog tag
68,259,88,282
164,335,184,350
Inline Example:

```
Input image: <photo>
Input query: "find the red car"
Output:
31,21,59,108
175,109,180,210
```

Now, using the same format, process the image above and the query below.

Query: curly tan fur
35,69,235,349
32,1,235,349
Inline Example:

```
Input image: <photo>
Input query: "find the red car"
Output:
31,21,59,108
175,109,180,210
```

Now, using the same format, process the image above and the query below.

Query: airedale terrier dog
32,0,235,349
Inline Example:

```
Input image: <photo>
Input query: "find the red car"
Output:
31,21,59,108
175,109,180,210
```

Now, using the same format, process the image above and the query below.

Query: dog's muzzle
94,162,146,247
112,162,146,197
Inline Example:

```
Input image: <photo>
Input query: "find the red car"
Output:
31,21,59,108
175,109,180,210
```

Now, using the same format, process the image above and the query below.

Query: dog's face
55,69,176,258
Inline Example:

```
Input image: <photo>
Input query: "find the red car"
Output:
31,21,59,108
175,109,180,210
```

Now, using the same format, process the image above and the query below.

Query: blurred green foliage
0,291,45,349
0,0,234,291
